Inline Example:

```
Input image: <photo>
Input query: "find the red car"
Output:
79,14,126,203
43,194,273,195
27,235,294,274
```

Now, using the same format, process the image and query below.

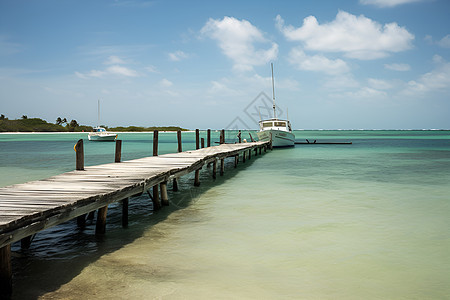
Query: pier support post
234,155,238,168
0,245,12,300
220,158,224,176
254,147,258,156
194,169,201,186
76,214,86,228
248,149,251,160
207,129,211,147
160,181,169,206
212,160,217,179
153,130,159,156
173,178,179,192
75,139,84,171
115,140,122,163
96,205,108,235
152,185,161,210
122,198,129,228
259,147,262,155
243,151,246,163
177,130,182,152
195,129,200,150
20,235,33,249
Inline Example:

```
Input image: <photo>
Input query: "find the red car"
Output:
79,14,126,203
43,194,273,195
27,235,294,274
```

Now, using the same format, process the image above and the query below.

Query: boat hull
88,133,117,141
257,129,295,147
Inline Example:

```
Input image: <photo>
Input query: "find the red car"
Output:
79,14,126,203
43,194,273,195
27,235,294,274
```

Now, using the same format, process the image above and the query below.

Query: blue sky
1,0,449,129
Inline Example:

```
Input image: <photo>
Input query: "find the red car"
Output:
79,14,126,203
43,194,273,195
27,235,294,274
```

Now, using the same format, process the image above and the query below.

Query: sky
1,0,449,130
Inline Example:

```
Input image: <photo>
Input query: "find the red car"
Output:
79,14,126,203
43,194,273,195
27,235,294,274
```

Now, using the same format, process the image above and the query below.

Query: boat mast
97,99,100,127
271,63,276,119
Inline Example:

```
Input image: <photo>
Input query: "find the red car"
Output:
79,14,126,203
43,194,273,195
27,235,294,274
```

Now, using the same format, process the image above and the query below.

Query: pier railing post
207,129,211,147
0,245,12,299
75,139,84,171
115,140,122,163
220,129,225,144
177,130,182,152
201,138,205,149
195,129,200,150
238,130,242,143
153,130,159,156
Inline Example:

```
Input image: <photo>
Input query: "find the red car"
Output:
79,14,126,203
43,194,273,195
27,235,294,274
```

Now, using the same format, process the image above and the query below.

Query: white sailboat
88,100,117,142
257,64,295,147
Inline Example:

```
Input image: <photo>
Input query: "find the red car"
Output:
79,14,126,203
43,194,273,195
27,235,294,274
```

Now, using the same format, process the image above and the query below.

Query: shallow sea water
1,131,449,299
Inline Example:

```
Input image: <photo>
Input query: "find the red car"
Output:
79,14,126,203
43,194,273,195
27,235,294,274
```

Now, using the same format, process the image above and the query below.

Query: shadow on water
10,152,263,299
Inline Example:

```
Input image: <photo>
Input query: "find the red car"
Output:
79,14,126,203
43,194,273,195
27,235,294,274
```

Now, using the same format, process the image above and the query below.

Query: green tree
62,117,67,125
56,117,62,125
69,119,79,127
21,115,28,119
0,114,5,120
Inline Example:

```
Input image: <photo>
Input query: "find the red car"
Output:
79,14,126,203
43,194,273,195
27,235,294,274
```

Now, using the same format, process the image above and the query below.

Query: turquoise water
1,131,449,299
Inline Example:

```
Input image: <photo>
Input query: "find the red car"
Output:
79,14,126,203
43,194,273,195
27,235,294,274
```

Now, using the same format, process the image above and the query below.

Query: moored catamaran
257,63,295,147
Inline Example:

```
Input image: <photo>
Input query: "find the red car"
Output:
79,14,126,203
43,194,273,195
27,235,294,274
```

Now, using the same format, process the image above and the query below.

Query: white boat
88,99,117,142
88,126,117,141
256,64,295,147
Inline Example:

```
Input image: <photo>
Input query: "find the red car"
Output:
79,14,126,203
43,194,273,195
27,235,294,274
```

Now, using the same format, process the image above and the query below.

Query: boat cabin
93,127,107,133
259,119,292,132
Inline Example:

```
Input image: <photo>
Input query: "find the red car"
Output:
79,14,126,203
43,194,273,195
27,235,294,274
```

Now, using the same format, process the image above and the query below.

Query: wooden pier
0,131,270,298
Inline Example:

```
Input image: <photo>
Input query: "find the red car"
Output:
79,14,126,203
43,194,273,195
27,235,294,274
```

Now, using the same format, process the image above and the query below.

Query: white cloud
406,56,450,93
288,47,350,75
168,50,188,61
276,11,414,60
159,78,173,88
104,55,126,65
106,65,138,77
201,16,278,71
437,34,450,48
359,0,426,8
368,78,393,90
384,63,411,71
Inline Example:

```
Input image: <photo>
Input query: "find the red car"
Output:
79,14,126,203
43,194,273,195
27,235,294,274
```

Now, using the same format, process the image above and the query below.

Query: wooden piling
153,130,159,156
152,185,161,210
76,214,86,228
160,182,169,206
234,155,238,168
248,149,252,160
173,178,179,192
177,130,182,152
20,235,33,249
122,198,128,228
201,138,205,148
95,205,108,235
220,158,224,176
238,130,242,143
212,160,217,179
75,139,84,171
207,129,211,147
0,245,12,300
115,140,122,163
220,129,225,144
196,129,200,150
194,169,201,186
243,151,246,163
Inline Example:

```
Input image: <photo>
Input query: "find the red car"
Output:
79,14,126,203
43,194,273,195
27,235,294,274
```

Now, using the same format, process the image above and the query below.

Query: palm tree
62,118,67,125
56,117,62,125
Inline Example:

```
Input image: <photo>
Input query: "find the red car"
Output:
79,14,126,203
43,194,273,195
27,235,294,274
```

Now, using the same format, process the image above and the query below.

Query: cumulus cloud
288,47,349,75
201,16,278,71
384,63,411,71
276,11,414,60
406,55,450,93
168,50,188,61
437,35,450,48
359,0,426,8
368,78,393,90
104,55,126,65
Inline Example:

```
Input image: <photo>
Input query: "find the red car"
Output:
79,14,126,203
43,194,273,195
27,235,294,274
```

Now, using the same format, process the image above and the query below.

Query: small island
0,114,188,132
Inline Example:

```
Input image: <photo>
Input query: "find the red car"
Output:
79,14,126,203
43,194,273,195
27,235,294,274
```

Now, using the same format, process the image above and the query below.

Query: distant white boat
88,99,117,142
257,64,295,147
88,126,117,141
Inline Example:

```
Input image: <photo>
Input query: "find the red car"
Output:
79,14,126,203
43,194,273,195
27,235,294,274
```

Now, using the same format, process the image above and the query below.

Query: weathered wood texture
0,141,269,249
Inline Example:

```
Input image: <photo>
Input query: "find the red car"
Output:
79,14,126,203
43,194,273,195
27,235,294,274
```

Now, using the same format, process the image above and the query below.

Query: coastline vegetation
0,115,188,132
